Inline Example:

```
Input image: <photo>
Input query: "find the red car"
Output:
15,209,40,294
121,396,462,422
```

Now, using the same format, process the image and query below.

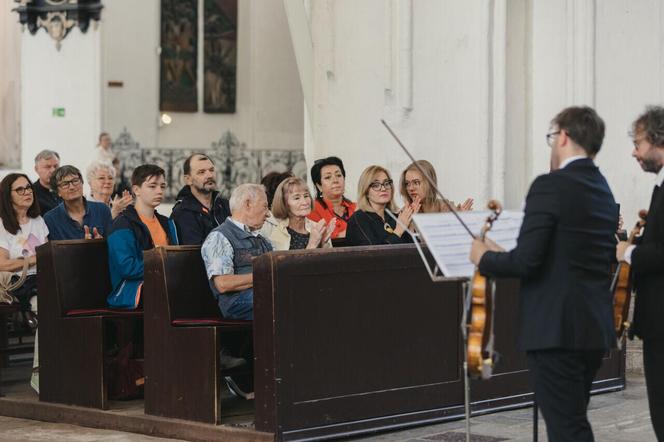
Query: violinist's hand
469,238,488,265
483,237,504,252
616,241,630,262
617,213,624,232
457,198,474,211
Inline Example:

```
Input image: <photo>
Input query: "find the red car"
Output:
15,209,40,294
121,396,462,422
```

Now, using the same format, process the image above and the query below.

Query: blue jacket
106,205,178,309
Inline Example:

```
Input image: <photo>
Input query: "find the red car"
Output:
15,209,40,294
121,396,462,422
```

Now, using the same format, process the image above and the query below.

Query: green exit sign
52,107,65,117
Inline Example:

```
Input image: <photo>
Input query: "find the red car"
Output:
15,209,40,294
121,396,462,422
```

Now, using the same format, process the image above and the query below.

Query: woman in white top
263,177,335,250
0,173,49,313
86,161,132,219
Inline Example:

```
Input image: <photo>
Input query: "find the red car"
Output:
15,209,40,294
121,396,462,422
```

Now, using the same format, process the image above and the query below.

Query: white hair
86,161,116,183
34,149,60,164
229,183,266,213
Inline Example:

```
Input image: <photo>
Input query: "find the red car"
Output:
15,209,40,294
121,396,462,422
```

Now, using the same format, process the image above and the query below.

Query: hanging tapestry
160,0,198,112
204,0,238,113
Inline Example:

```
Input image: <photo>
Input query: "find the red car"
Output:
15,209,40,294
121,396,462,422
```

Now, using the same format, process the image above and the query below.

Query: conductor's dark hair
631,105,664,147
551,106,605,156
131,164,165,187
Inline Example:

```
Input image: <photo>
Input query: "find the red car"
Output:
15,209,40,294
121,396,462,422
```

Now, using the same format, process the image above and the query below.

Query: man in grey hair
33,150,61,214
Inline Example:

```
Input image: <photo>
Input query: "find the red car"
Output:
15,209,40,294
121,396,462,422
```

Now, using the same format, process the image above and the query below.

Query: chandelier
13,0,103,50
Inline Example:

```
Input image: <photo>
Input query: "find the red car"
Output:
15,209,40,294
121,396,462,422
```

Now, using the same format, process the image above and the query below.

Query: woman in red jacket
308,156,356,239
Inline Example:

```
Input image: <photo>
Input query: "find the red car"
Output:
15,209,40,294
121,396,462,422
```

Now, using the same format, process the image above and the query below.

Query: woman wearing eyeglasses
0,173,49,321
346,165,419,246
399,160,473,214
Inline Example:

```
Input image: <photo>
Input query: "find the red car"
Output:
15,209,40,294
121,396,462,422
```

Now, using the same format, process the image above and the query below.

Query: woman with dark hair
0,173,49,319
260,171,293,209
308,156,356,239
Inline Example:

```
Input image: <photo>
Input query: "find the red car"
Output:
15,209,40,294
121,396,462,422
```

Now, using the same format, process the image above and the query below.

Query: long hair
399,160,442,213
356,165,397,213
0,173,41,235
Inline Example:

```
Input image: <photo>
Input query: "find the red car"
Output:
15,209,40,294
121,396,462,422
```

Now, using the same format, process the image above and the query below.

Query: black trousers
527,348,604,442
644,339,664,441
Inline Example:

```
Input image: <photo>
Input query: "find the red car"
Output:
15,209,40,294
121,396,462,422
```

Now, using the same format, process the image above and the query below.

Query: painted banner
160,0,198,112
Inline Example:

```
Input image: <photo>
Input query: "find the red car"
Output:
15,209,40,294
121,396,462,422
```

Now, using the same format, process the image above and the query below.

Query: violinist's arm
478,175,558,278
630,239,664,275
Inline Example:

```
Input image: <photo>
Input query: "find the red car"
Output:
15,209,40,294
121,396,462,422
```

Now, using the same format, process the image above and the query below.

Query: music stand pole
461,283,472,442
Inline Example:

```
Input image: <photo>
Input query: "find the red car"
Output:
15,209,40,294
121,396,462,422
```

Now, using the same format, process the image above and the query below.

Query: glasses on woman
404,179,421,189
12,185,33,196
369,180,393,191
58,177,82,189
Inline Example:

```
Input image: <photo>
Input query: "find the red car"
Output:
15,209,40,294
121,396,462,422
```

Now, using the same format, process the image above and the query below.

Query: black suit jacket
631,183,664,339
479,158,618,351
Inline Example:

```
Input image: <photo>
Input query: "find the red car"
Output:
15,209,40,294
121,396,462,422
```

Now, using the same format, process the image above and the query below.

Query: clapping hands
84,225,103,240
111,190,133,218
395,196,422,237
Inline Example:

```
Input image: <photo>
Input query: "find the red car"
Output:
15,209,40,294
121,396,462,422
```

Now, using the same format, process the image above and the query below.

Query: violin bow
381,119,476,239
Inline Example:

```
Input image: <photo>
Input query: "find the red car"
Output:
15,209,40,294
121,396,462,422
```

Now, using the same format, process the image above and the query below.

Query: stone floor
0,374,655,441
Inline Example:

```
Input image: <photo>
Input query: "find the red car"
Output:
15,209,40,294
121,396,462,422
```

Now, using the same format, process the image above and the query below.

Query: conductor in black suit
616,106,664,441
470,106,618,442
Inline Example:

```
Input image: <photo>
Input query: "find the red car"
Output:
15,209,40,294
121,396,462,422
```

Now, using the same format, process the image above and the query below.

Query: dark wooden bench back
145,246,221,321
37,239,112,315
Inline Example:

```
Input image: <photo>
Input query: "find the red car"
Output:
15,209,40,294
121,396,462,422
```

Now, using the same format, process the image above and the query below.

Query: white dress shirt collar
559,155,588,170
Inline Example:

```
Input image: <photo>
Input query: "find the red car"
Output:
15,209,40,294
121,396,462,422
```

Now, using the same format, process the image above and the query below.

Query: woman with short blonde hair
263,177,334,250
86,161,132,219
346,165,417,246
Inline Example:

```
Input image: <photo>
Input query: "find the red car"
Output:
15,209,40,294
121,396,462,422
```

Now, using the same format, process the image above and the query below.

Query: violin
467,200,502,379
612,210,647,341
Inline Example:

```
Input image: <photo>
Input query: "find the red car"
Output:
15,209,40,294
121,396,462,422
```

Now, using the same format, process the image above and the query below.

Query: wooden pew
252,244,625,441
143,246,252,424
37,239,142,409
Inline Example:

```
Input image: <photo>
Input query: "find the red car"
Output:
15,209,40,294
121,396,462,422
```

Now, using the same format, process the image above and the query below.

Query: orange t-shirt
139,214,168,246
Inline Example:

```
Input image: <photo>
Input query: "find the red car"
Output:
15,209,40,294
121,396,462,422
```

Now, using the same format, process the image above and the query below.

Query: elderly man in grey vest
201,183,272,320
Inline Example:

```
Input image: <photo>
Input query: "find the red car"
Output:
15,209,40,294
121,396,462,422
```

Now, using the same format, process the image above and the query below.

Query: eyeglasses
546,131,561,148
632,137,647,149
404,179,421,188
369,180,393,191
12,185,33,196
57,177,82,189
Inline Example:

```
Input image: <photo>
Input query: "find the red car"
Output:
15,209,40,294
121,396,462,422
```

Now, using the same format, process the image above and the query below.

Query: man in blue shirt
44,165,112,240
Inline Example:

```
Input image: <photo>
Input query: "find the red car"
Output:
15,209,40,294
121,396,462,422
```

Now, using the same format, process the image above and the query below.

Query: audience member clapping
263,177,334,250
87,161,132,219
346,165,415,246
308,156,356,239
43,166,112,240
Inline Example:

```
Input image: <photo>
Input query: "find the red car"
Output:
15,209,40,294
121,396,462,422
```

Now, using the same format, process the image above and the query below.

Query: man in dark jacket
616,106,664,441
171,154,230,245
33,149,61,214
470,106,618,442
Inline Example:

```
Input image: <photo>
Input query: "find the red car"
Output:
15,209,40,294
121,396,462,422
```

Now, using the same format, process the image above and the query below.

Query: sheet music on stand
411,210,524,280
